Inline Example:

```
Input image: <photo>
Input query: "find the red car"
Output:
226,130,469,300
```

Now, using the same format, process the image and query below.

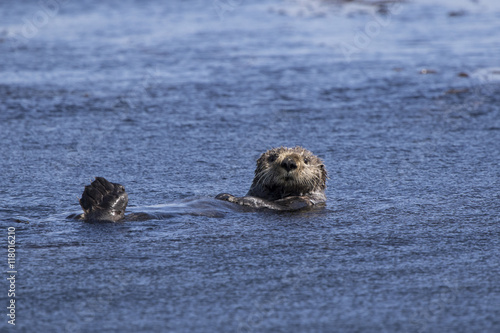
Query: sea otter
75,147,326,221
215,146,327,210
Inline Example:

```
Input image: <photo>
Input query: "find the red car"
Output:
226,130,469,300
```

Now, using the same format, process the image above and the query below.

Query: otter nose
280,157,297,172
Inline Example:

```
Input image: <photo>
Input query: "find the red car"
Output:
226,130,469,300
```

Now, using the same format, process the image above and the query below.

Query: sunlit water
1,0,499,332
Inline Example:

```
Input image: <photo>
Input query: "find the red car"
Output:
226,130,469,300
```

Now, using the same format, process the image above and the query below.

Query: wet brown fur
247,146,327,201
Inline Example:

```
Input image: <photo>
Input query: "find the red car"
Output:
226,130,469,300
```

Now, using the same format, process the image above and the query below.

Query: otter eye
268,154,278,163
304,157,310,164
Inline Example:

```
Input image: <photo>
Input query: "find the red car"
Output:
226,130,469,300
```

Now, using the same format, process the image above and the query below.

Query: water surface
1,0,499,332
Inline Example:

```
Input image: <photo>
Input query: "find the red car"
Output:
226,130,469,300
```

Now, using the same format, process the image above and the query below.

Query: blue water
1,0,500,332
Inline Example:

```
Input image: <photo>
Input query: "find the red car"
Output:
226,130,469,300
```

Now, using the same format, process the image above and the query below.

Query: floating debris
448,10,467,17
445,88,469,94
420,69,437,74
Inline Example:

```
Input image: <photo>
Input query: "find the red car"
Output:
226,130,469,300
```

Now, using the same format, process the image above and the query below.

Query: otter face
251,146,327,199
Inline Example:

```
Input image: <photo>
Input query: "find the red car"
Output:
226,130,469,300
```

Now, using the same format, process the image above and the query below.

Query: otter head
248,146,327,200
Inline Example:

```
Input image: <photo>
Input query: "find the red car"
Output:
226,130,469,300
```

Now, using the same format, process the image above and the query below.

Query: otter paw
80,177,128,222
215,193,237,202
